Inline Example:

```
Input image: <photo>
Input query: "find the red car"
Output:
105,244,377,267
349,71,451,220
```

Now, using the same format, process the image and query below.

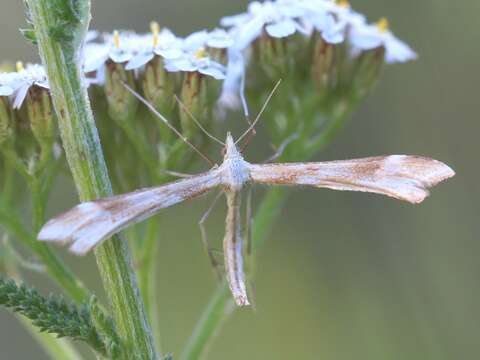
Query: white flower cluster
222,0,416,62
0,64,49,109
218,0,417,111
83,26,231,82
0,0,417,109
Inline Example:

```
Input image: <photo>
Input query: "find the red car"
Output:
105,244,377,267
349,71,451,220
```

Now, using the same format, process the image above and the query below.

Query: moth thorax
222,156,250,191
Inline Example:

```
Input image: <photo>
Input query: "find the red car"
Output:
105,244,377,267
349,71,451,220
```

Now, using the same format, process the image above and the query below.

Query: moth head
223,132,241,159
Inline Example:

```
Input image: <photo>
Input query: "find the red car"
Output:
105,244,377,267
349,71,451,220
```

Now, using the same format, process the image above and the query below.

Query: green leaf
0,277,117,356
19,28,38,44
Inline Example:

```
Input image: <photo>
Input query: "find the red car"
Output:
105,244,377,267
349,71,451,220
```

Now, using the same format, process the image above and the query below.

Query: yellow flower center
195,47,207,59
113,30,120,49
336,0,350,8
150,21,160,47
376,17,389,32
16,61,24,72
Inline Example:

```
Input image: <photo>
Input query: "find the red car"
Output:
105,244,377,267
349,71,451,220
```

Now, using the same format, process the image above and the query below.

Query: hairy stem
25,0,157,357
138,218,162,353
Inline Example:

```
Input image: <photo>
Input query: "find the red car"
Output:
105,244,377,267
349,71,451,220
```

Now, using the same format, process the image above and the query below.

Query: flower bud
0,96,14,145
104,61,138,122
179,72,208,139
255,32,288,79
26,85,56,147
311,37,334,94
142,55,176,142
351,47,385,96
143,56,176,112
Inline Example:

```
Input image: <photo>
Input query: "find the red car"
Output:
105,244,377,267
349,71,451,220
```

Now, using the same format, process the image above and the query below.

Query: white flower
349,18,417,63
82,31,143,73
221,0,308,50
164,48,227,80
124,29,183,71
161,29,232,80
0,63,49,109
183,28,234,51
82,26,230,81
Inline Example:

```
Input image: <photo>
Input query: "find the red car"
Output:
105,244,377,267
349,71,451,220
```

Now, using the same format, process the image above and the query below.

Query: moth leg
198,191,224,280
263,132,300,163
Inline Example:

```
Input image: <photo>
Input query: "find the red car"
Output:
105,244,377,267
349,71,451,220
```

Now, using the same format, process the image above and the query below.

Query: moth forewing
248,155,455,204
38,169,222,255
223,190,250,306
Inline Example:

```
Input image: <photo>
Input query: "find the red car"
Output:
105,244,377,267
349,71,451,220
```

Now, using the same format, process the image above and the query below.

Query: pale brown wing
38,169,222,255
248,155,454,204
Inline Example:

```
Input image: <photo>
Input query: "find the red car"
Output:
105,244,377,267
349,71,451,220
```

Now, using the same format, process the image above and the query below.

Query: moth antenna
122,82,215,166
174,95,225,146
235,79,282,145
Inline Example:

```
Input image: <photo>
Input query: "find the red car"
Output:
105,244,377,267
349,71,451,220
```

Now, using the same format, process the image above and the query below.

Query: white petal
125,52,154,70
349,26,383,50
109,50,132,63
199,64,226,80
36,80,50,90
309,12,331,32
164,58,197,72
13,84,30,109
207,29,234,48
0,85,15,96
321,18,346,44
83,49,109,73
385,35,417,63
85,30,99,43
266,19,297,38
155,47,183,59
221,13,251,27
278,3,305,18
184,30,209,51
234,18,265,50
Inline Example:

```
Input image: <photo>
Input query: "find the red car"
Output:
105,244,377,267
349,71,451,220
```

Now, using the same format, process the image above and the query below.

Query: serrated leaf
0,277,113,356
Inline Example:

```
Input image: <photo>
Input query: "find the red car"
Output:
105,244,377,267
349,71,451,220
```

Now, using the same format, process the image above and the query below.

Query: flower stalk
24,0,157,358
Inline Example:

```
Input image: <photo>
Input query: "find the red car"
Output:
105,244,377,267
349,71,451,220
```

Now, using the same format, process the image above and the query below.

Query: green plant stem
181,187,288,360
28,175,45,233
305,93,361,157
26,1,157,357
138,218,162,353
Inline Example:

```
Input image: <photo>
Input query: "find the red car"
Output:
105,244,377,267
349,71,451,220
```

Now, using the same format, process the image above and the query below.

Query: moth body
219,133,251,192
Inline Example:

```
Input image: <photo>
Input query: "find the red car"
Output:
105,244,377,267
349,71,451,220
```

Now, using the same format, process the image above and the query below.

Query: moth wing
38,169,222,255
249,155,454,204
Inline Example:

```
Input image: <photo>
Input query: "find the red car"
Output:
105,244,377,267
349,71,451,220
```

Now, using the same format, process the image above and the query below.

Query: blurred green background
1,0,478,359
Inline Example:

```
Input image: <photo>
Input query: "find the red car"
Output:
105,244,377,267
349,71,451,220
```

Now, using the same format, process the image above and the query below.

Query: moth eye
221,147,227,156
